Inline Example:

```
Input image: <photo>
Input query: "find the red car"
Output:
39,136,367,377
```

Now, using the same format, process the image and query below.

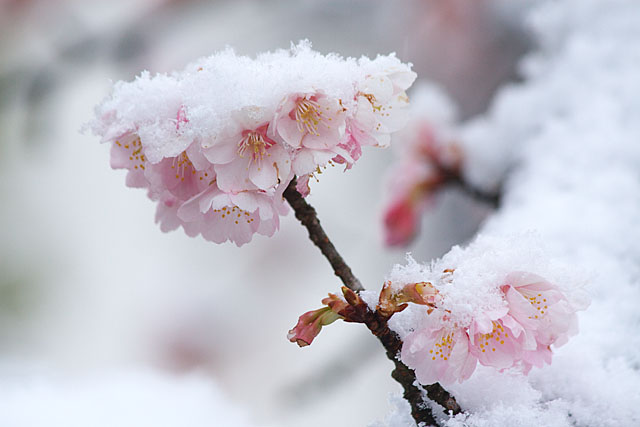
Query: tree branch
363,308,462,424
284,177,461,426
283,178,363,292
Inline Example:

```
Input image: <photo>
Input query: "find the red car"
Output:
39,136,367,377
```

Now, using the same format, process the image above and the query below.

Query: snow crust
90,40,411,163
387,234,585,336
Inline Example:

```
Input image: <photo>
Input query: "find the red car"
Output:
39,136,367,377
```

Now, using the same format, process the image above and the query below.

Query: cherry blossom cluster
89,42,416,245
399,270,583,385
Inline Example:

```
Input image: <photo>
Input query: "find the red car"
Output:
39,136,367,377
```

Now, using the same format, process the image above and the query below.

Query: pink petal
202,138,239,165
277,116,304,147
215,160,253,192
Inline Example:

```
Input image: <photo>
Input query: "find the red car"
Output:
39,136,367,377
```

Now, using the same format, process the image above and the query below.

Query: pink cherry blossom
146,143,215,201
109,132,148,188
468,312,528,370
348,73,414,149
465,282,565,374
502,272,580,348
204,107,292,192
106,123,287,246
398,269,586,383
272,92,348,176
401,321,477,385
175,185,287,246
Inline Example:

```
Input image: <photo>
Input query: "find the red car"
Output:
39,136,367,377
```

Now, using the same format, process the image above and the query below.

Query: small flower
147,144,215,201
349,73,414,149
502,272,581,348
401,321,477,385
109,132,149,188
468,313,528,370
273,92,347,176
204,107,292,192
176,185,286,246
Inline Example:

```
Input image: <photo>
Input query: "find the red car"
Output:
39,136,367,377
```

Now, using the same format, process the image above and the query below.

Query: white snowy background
1,0,638,426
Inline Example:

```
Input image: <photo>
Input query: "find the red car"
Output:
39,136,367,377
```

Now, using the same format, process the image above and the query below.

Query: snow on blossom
88,41,416,245
386,234,587,385
353,56,419,149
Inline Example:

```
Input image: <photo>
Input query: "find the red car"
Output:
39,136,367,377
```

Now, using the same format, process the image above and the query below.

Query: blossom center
238,130,273,164
212,205,255,225
526,292,548,319
294,99,325,136
430,332,454,361
476,322,507,353
171,152,196,182
363,93,382,112
116,136,146,170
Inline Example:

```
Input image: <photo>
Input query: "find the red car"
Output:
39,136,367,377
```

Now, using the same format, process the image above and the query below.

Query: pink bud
287,307,342,347
378,281,438,318
384,198,419,247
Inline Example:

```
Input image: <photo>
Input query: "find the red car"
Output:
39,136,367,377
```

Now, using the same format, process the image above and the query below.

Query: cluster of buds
90,42,416,245
288,281,439,347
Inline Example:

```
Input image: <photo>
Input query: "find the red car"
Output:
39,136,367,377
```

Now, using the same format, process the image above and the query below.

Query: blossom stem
283,177,461,425
283,177,364,292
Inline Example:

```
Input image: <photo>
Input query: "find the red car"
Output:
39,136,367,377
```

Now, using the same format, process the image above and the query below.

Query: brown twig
283,178,363,292
363,305,462,424
284,177,461,426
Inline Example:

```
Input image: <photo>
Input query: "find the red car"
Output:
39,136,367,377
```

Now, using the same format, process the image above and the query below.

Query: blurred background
0,0,533,425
